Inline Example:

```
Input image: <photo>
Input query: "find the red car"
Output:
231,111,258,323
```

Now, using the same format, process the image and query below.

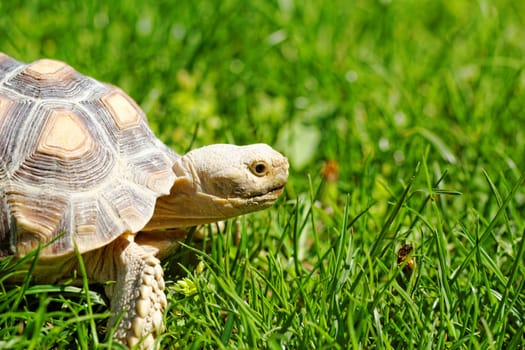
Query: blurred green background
3,0,525,185
2,0,525,348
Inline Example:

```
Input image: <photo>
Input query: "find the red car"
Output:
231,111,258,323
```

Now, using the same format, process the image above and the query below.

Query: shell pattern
0,53,177,258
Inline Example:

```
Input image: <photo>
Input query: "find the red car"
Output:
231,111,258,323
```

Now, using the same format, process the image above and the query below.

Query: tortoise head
144,144,288,230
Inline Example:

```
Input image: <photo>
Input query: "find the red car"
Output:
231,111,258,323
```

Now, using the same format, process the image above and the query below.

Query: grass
1,0,525,348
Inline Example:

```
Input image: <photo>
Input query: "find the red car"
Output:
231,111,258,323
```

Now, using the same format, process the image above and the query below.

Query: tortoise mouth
268,184,285,195
249,184,285,200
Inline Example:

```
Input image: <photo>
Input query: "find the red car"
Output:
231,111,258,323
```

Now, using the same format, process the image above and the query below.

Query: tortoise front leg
91,237,167,348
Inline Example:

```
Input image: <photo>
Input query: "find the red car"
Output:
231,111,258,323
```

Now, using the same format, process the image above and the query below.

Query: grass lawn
1,0,524,349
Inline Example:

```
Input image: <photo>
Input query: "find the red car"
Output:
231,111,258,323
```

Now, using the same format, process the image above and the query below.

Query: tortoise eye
250,161,269,177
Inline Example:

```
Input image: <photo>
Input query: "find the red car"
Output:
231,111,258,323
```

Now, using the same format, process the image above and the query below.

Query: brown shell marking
0,53,177,258
6,57,91,99
102,91,141,129
26,58,71,77
37,109,93,159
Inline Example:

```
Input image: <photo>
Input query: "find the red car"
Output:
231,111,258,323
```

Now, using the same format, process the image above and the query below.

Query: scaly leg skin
101,237,167,349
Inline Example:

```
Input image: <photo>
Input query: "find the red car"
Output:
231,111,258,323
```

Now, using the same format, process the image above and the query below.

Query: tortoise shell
0,53,177,258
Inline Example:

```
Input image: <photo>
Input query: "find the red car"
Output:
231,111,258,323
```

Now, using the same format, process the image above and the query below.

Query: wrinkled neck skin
143,144,288,231
146,156,245,229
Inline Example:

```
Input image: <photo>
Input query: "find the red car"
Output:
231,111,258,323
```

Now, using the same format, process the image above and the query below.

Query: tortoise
0,53,288,348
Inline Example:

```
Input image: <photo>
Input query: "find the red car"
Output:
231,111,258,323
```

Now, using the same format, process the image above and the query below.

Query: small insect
397,244,415,274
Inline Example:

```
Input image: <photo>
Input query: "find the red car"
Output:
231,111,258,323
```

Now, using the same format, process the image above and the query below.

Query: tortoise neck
142,156,235,230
